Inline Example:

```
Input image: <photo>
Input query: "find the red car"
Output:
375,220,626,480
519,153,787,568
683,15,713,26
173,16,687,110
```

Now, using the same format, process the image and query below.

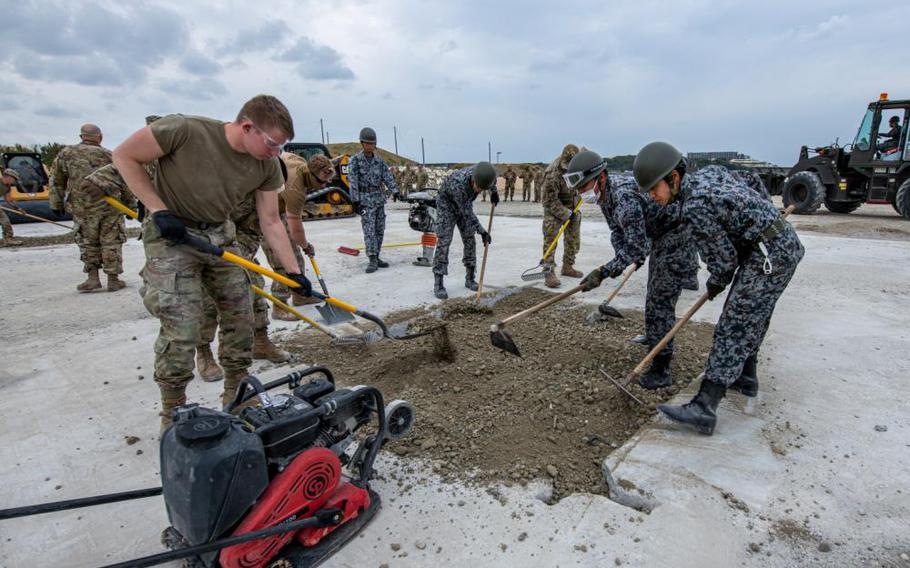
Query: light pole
496,151,502,164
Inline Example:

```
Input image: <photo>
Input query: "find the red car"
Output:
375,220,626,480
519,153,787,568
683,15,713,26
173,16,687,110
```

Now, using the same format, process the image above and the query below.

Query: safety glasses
562,161,606,189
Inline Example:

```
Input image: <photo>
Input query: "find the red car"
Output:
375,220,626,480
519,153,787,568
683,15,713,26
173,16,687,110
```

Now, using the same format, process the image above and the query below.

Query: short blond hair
237,95,295,140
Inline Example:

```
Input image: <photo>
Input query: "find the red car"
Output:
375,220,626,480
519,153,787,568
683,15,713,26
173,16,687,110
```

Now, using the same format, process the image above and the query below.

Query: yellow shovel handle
251,285,335,338
355,242,420,250
308,255,322,278
103,196,139,219
542,199,583,261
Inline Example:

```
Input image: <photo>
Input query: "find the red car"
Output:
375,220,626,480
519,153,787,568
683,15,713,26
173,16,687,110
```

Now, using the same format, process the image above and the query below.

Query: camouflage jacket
730,170,772,201
534,170,545,189
50,142,113,211
81,163,143,214
681,165,783,287
503,169,517,186
416,170,429,189
520,171,533,185
437,167,483,233
541,162,578,221
347,151,397,201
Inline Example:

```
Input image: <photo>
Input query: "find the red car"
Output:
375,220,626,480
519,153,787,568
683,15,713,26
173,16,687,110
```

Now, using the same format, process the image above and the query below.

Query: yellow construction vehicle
283,143,354,220
1,150,70,222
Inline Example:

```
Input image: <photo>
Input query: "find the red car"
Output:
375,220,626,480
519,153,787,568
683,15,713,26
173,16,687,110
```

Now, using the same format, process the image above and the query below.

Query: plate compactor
0,367,415,568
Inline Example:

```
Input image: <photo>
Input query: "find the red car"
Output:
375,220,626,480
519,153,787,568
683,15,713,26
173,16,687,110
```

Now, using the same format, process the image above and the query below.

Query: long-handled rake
307,255,355,324
521,199,583,281
0,205,72,229
490,284,586,357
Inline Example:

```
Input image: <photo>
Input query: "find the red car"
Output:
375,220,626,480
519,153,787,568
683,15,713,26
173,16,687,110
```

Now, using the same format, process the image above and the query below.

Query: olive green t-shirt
150,114,283,223
280,152,311,217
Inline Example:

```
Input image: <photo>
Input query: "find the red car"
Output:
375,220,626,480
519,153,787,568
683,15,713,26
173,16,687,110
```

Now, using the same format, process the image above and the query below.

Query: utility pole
320,119,325,144
326,132,330,145
393,126,399,156
496,151,502,163
421,137,425,165
488,141,492,162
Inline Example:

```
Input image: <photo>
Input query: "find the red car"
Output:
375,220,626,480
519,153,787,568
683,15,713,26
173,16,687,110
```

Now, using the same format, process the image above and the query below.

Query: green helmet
359,127,377,143
633,141,682,192
563,150,606,189
472,161,497,190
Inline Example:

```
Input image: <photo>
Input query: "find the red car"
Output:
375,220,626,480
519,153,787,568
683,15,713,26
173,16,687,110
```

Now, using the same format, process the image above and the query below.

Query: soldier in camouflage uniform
501,166,516,202
1,169,23,245
49,124,125,291
392,166,402,191
416,165,429,190
569,151,699,389
540,144,582,288
534,166,545,203
520,167,533,202
731,170,772,201
347,127,400,273
432,163,498,299
633,142,804,435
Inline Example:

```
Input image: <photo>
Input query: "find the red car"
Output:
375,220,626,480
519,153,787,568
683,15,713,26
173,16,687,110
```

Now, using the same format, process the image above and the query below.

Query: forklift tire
824,199,862,214
782,171,825,214
896,179,910,220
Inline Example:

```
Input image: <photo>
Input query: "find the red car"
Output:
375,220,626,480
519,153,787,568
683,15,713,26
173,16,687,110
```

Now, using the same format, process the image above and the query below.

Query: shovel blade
598,304,624,319
490,328,522,357
315,303,355,325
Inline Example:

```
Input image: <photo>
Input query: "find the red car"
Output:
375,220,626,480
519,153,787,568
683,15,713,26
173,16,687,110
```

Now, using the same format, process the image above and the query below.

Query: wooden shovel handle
499,284,586,327
605,263,638,304
476,203,496,300
624,292,710,384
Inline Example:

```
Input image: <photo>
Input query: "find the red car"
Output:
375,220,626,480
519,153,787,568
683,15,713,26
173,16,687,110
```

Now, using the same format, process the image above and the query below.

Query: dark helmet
563,150,607,189
890,116,900,124
633,141,683,192
359,127,377,143
472,161,497,190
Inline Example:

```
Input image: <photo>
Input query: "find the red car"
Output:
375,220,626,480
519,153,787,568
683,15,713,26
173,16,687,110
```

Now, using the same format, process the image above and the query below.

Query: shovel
475,202,496,300
252,286,364,346
490,284,586,357
521,199,583,281
592,262,639,320
0,205,72,229
307,255,355,324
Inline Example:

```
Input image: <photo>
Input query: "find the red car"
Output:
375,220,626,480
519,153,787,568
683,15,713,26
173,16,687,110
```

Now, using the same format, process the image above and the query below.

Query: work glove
479,228,492,246
302,242,315,256
286,272,313,296
581,267,606,291
137,202,147,222
706,278,726,300
566,209,578,224
352,201,362,216
152,210,187,244
490,189,500,206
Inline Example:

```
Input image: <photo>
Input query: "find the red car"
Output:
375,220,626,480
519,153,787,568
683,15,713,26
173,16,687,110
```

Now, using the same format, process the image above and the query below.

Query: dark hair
662,158,688,185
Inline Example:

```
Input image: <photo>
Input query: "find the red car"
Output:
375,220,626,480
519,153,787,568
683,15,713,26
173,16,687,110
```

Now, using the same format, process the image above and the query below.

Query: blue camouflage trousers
359,192,386,256
645,225,700,356
432,201,477,276
705,225,804,386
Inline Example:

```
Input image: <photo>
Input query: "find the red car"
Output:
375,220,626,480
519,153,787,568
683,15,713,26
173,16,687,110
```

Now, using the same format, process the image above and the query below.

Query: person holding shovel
540,144,582,288
567,150,699,390
432,162,498,299
633,141,804,435
1,169,24,245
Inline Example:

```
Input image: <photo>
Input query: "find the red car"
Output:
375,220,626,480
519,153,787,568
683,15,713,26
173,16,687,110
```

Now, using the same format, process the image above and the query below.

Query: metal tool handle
308,255,332,296
499,284,586,328
540,199,583,263
0,205,72,229
476,202,496,300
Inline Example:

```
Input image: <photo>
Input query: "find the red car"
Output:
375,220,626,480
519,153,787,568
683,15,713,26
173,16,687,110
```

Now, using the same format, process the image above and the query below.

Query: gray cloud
180,51,222,76
34,104,80,118
159,77,228,101
276,38,355,80
220,20,292,54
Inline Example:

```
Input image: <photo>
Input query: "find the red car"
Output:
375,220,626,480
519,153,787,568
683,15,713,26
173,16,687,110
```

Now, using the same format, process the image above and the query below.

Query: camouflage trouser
261,215,306,302
432,201,476,276
542,212,581,267
199,228,270,346
522,183,530,202
73,208,126,274
359,192,386,257
505,184,515,201
0,207,12,239
140,218,252,390
645,225,700,356
705,225,804,386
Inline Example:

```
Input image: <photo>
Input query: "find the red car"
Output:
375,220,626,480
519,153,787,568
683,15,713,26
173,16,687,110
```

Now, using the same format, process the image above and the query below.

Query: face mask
580,189,598,204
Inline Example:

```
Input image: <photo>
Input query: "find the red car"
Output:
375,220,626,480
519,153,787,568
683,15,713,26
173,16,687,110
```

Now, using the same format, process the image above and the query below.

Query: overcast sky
1,0,906,166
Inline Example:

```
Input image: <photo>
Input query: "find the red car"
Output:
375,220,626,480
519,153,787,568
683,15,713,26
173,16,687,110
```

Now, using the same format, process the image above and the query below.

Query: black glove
479,229,492,246
352,201,362,216
390,192,399,202
137,202,147,222
490,189,500,206
152,210,186,243
706,279,726,300
606,264,625,278
286,272,313,296
581,267,606,291
567,210,578,224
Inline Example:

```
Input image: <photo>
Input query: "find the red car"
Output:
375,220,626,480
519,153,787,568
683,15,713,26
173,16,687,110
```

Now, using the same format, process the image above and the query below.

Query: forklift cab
847,95,910,204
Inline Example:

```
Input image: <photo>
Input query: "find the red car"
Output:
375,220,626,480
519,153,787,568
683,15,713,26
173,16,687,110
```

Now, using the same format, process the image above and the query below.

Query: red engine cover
220,447,341,568
297,478,371,547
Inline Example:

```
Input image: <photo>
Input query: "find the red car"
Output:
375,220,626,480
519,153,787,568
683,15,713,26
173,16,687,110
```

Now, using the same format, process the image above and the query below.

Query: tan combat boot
253,327,291,363
107,274,127,292
271,304,298,321
545,270,561,289
561,263,583,278
222,369,258,409
292,292,320,306
159,384,187,433
195,344,224,382
77,269,102,292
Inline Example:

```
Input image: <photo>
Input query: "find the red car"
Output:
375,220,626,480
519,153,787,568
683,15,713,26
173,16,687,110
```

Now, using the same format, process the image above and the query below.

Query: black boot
630,334,648,345
376,257,390,268
638,352,673,390
366,255,379,273
464,268,479,291
434,274,448,299
729,355,758,397
658,379,726,435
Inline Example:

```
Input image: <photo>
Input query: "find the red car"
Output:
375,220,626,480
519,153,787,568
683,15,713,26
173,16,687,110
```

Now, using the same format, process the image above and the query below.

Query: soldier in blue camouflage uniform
634,142,804,435
347,127,400,273
731,170,772,201
567,151,699,389
432,162,498,299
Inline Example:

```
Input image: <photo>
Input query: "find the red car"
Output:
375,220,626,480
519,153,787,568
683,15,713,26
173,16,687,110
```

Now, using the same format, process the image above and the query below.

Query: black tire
824,199,862,214
896,179,910,220
782,171,826,214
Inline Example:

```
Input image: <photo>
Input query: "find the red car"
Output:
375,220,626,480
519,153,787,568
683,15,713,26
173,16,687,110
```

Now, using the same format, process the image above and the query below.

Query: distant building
687,151,748,161
729,157,777,169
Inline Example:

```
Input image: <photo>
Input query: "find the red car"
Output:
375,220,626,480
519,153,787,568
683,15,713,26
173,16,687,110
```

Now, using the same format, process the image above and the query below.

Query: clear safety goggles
563,161,606,189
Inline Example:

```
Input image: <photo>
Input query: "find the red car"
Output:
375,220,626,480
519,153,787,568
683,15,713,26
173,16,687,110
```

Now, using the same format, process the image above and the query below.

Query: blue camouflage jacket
437,166,483,233
347,151,398,201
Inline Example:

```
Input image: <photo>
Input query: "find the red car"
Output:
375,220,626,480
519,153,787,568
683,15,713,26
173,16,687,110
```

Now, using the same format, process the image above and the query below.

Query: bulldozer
780,93,910,218
283,142,355,220
1,150,71,223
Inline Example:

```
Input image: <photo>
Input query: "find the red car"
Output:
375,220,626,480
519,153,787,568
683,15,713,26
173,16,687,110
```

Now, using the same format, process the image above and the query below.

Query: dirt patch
791,217,910,241
283,287,714,500
0,227,141,248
